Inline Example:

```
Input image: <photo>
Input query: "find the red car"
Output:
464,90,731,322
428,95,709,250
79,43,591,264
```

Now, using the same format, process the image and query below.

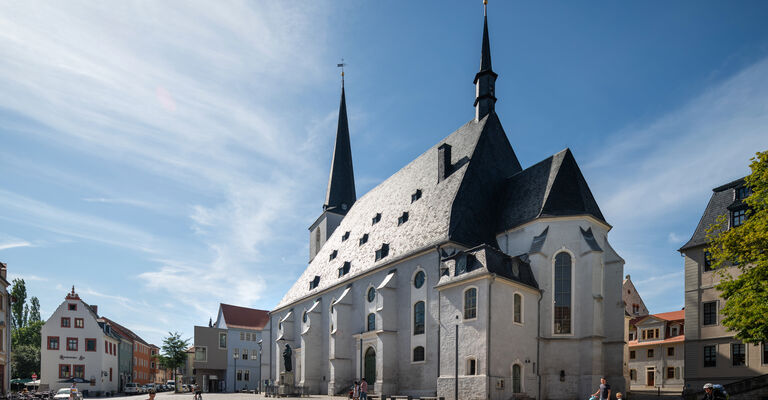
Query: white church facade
268,7,627,400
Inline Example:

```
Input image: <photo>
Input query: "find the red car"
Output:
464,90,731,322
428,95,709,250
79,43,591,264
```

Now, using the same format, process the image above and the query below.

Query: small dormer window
359,234,369,246
329,250,338,261
338,261,351,277
342,231,350,241
309,276,320,290
411,189,422,203
736,186,751,201
375,243,390,261
372,213,382,225
68,303,77,311
397,212,409,226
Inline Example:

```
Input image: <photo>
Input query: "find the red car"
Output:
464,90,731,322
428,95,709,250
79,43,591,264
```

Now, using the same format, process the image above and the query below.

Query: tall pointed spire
324,69,356,215
474,0,498,121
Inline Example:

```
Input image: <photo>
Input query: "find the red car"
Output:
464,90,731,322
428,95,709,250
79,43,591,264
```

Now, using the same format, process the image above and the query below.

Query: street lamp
257,340,263,394
233,352,238,393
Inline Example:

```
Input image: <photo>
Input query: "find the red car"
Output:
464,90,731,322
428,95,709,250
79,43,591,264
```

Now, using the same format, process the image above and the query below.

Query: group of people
349,378,368,400
590,377,622,400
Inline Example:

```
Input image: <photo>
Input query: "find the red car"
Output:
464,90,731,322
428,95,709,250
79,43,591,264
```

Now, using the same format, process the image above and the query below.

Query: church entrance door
364,347,376,385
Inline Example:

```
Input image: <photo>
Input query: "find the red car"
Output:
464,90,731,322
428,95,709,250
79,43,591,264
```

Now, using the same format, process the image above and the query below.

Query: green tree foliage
707,150,768,344
29,296,41,323
11,345,40,380
10,278,28,329
12,320,44,348
158,332,190,382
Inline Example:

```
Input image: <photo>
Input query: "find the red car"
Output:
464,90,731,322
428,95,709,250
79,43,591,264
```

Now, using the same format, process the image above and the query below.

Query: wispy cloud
0,241,32,251
667,232,685,244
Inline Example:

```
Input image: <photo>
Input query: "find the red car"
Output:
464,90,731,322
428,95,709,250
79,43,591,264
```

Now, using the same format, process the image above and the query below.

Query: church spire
324,66,356,215
474,0,498,121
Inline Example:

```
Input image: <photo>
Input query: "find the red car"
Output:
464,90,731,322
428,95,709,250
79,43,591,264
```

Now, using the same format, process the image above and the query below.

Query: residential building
0,263,10,395
150,345,160,383
268,6,627,400
180,347,195,385
628,310,685,392
40,287,120,394
213,304,269,392
193,325,228,392
679,177,768,388
99,317,136,391
623,274,649,319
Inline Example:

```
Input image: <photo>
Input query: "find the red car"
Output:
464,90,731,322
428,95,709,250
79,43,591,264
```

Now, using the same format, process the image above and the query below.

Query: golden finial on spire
337,58,347,86
484,0,488,16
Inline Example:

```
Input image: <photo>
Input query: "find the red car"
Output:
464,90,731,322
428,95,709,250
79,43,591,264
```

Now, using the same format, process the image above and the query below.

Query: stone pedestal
279,372,295,396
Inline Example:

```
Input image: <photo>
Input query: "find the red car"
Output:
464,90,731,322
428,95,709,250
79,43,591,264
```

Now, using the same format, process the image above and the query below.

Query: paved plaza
109,392,346,400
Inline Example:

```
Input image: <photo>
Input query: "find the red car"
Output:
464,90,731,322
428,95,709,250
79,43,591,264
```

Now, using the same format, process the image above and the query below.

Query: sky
1,1,767,346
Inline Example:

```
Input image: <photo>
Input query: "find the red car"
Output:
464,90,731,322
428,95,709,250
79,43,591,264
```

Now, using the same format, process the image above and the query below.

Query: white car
54,388,83,400
124,382,141,395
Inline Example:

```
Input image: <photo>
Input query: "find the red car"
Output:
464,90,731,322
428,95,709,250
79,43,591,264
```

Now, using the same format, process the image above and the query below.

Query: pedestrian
591,377,611,400
360,378,368,400
702,383,725,400
69,383,78,400
352,381,359,400
615,392,622,400
194,384,203,400
147,389,156,400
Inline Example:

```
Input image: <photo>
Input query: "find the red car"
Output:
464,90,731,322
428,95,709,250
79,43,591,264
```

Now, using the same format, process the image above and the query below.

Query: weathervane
337,58,346,86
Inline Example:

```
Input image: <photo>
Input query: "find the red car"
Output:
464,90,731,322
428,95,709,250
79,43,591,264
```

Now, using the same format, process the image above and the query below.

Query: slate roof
324,85,356,214
276,112,521,309
679,177,745,252
498,148,606,232
219,303,269,330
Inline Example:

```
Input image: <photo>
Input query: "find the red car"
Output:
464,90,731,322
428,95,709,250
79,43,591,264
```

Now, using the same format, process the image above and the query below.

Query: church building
268,5,627,400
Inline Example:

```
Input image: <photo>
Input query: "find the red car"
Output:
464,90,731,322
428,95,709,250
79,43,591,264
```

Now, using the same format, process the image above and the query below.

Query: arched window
554,252,572,334
367,313,376,331
512,364,522,393
302,311,308,323
464,288,477,320
514,293,522,323
466,358,477,375
413,301,425,335
367,287,376,302
413,346,425,362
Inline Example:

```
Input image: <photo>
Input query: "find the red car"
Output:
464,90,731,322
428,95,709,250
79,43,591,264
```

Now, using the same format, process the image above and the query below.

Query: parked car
142,384,155,393
124,383,141,395
54,388,83,400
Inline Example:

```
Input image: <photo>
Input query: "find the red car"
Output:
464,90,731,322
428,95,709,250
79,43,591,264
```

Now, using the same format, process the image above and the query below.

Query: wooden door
646,369,654,387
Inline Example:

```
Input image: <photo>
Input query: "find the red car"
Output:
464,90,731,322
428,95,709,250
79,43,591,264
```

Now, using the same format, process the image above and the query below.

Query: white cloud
667,232,684,244
587,57,768,229
0,241,32,251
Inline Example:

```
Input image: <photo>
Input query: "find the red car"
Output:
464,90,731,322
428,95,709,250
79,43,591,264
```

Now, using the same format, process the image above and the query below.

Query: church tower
474,0,497,121
309,75,357,262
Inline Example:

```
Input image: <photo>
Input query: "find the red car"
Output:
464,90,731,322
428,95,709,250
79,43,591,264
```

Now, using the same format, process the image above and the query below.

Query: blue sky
1,1,767,345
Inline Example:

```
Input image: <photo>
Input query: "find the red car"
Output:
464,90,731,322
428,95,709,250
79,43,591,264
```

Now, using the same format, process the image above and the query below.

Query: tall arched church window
512,364,522,393
413,301,425,335
464,288,477,320
554,252,572,334
367,313,376,331
514,293,522,323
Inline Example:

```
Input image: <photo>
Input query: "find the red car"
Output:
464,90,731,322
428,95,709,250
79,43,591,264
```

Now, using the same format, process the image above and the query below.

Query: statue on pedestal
283,344,293,372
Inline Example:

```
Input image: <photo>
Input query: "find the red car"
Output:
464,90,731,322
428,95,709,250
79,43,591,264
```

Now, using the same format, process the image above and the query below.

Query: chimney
438,143,452,182
0,262,6,280
90,305,98,315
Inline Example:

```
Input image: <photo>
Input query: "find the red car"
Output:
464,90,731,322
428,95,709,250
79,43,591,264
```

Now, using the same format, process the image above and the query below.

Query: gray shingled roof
276,112,521,309
679,178,745,252
498,148,606,232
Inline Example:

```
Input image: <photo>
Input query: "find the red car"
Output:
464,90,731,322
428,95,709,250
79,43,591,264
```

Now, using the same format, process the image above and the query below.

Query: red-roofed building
628,310,685,392
194,304,270,393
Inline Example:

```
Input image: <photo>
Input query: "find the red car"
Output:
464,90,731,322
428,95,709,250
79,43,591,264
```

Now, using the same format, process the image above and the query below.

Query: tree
707,150,768,344
29,296,41,323
10,278,28,329
11,345,40,379
12,320,44,348
158,332,190,385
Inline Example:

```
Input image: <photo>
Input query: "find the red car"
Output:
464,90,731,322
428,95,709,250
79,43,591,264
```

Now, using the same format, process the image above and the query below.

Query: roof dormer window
309,276,320,290
342,231,350,241
411,189,422,203
359,234,369,246
736,186,751,201
375,243,390,261
372,213,382,225
398,212,409,226
338,262,351,278
732,209,746,227
329,250,338,261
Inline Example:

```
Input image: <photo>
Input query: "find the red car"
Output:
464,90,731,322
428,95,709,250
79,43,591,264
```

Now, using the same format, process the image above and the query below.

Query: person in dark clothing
591,377,611,400
702,383,725,400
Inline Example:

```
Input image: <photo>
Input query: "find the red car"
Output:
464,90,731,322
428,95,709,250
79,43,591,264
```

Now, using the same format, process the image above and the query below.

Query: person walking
360,378,368,400
591,377,611,400
352,381,360,400
69,383,78,400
